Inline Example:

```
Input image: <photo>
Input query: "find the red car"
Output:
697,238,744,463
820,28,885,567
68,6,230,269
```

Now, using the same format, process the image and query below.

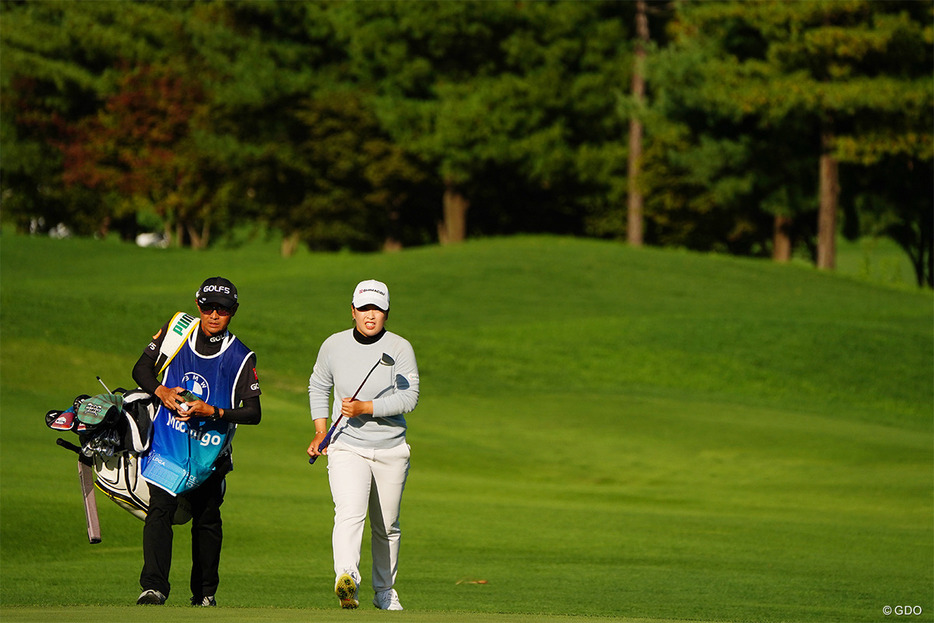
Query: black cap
196,277,238,309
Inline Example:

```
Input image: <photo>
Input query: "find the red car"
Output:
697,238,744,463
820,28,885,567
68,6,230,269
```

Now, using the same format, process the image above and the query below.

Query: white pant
327,441,410,592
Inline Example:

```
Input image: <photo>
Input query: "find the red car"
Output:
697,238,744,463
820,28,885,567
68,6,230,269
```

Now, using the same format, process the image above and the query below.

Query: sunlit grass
1,232,931,623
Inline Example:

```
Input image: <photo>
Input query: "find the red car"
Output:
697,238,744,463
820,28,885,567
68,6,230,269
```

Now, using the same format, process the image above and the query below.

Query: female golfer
307,279,420,610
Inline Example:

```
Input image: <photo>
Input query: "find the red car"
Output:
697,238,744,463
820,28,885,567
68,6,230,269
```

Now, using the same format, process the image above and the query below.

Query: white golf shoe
335,573,359,609
373,588,403,610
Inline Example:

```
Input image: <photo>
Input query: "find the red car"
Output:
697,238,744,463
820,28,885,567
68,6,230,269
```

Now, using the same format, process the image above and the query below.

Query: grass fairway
1,232,931,623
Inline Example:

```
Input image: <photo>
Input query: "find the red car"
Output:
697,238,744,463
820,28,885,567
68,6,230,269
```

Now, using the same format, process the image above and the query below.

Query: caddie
131,277,262,607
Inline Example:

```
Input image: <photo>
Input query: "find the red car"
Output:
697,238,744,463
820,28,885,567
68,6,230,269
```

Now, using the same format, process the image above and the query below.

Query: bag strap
154,311,200,376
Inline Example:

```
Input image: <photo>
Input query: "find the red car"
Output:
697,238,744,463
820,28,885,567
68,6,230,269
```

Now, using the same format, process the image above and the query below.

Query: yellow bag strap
155,311,200,376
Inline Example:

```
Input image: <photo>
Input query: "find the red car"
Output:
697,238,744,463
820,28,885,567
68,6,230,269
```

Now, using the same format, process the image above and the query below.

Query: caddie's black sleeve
132,352,162,396
132,321,169,395
221,352,261,424
220,395,261,425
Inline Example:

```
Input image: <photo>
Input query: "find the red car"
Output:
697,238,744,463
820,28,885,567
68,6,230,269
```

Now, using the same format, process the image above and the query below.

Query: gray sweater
308,328,419,449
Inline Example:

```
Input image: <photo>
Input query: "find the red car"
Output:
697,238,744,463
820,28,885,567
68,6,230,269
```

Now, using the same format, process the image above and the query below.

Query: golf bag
46,387,191,525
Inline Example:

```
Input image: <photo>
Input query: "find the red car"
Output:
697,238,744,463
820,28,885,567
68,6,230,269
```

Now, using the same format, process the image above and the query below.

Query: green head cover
76,393,124,426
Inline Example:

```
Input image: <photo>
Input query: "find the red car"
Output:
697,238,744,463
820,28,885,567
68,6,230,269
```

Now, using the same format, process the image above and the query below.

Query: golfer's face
352,305,387,337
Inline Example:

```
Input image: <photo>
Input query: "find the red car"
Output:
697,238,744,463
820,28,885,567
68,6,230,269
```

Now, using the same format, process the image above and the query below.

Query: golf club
308,352,395,465
57,438,101,543
78,455,102,544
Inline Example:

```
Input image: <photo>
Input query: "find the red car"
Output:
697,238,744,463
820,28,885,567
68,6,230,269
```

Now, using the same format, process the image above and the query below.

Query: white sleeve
308,339,334,421
372,336,419,418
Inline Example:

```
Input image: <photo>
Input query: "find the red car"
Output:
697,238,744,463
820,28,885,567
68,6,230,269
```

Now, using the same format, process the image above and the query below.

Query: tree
266,90,430,254
331,0,631,244
1,0,323,247
328,0,519,243
58,63,215,245
1,0,149,236
626,0,650,247
656,0,933,276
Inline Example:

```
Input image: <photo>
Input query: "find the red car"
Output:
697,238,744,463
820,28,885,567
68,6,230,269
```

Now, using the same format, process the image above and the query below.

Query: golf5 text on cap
352,280,389,311
197,277,238,308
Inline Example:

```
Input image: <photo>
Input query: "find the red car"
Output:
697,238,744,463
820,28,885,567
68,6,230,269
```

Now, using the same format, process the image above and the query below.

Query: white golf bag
47,387,191,525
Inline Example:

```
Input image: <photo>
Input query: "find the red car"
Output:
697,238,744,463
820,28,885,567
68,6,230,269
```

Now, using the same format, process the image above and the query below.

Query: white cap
352,279,390,311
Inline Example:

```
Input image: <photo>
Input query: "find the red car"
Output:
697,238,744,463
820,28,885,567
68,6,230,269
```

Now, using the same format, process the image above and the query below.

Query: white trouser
327,440,410,592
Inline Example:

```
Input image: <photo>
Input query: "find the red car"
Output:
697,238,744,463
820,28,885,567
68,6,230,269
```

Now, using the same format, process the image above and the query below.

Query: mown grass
1,232,931,623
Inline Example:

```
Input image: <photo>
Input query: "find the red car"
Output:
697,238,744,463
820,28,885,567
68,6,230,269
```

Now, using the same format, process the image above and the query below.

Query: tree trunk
626,0,649,247
281,231,300,257
159,221,173,247
817,129,839,270
186,225,201,249
186,222,210,250
383,237,403,252
773,214,793,262
186,222,209,250
925,224,933,288
384,208,403,251
439,181,469,245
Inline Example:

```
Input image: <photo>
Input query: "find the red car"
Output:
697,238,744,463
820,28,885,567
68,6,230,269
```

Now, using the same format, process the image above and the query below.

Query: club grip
56,437,81,454
308,429,334,465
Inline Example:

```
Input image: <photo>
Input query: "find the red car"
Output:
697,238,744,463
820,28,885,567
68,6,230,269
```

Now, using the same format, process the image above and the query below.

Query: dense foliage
1,0,931,284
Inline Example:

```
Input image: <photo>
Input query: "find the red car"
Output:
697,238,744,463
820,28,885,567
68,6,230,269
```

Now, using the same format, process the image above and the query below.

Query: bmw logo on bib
181,372,210,403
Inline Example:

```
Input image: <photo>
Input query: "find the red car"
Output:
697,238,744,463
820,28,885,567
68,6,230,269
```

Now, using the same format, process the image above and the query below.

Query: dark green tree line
2,0,930,285
644,0,932,284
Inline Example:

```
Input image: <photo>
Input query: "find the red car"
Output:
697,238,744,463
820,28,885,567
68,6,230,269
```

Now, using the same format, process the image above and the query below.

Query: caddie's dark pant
140,470,225,601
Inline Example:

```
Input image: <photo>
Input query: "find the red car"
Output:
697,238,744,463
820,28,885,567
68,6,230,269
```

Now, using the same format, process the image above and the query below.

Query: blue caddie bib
141,331,252,495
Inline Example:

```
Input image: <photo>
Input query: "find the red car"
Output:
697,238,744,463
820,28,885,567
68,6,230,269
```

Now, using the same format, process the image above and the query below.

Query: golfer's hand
340,398,373,418
308,431,328,458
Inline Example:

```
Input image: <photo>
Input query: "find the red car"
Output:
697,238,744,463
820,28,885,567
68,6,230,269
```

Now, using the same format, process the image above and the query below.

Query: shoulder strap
154,312,200,376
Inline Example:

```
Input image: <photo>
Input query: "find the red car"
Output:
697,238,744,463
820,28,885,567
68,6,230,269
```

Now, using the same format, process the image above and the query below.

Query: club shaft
351,359,383,401
308,355,388,465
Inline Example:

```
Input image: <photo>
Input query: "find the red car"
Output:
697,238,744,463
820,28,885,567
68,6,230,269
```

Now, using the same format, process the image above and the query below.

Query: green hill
1,232,931,623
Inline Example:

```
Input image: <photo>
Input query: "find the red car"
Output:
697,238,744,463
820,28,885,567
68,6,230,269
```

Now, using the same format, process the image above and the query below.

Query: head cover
352,279,389,311
75,393,124,428
197,277,239,310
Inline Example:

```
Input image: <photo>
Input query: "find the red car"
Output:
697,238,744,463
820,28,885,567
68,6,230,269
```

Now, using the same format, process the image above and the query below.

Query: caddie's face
352,305,387,337
199,304,233,336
